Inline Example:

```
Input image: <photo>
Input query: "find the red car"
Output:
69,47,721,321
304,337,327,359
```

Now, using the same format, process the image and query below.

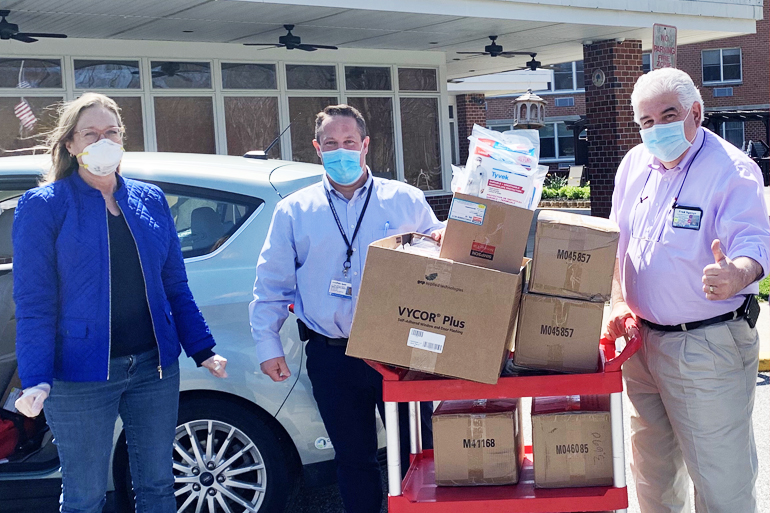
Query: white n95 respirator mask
77,139,124,176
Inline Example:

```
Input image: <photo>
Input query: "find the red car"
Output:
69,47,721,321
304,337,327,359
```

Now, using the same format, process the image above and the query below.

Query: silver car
0,152,347,512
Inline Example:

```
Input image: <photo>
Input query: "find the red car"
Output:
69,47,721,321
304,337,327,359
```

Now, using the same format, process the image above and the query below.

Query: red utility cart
371,319,641,513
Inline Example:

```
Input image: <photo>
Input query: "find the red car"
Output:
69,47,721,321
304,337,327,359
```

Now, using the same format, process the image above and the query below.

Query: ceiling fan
0,10,67,43
456,36,536,59
244,24,338,52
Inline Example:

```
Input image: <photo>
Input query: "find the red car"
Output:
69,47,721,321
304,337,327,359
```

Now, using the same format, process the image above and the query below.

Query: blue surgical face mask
639,109,693,163
321,148,364,186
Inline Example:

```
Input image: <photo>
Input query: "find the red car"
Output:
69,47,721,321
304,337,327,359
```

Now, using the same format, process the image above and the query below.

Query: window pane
642,54,652,73
224,97,280,158
552,63,574,90
0,58,62,88
575,61,585,90
0,96,61,156
703,64,722,83
346,97,395,178
539,124,556,159
723,121,744,148
345,67,392,91
151,61,211,89
398,68,438,91
154,97,215,153
286,65,337,90
722,49,741,65
288,96,338,164
449,121,458,166
722,63,741,81
221,63,276,90
161,189,262,259
400,97,442,190
74,60,140,89
112,97,144,151
702,50,720,66
557,123,574,158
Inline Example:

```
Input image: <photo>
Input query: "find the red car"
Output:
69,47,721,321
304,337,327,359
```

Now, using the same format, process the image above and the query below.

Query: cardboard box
529,210,619,302
432,398,524,486
439,193,534,274
531,395,613,488
514,292,603,373
347,233,529,384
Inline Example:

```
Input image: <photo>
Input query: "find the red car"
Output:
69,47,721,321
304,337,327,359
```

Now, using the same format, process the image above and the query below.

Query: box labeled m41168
514,292,603,373
432,398,524,486
531,395,613,488
529,210,619,302
347,233,528,384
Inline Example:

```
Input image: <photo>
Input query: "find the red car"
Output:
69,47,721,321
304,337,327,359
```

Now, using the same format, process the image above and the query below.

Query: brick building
479,0,769,215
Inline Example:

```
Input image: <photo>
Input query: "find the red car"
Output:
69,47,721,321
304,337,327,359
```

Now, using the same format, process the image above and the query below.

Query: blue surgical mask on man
322,148,364,186
639,108,693,163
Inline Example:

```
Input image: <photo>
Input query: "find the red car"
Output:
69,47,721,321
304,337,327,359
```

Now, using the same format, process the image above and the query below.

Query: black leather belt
641,296,752,332
297,319,348,347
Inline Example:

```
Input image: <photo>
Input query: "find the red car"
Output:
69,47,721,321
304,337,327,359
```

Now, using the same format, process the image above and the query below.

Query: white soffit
1,0,761,80
448,69,553,95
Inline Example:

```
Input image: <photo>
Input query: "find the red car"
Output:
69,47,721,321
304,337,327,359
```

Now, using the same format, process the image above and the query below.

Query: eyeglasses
74,126,125,145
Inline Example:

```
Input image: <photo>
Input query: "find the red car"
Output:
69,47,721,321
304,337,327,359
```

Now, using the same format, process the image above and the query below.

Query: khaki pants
624,318,759,513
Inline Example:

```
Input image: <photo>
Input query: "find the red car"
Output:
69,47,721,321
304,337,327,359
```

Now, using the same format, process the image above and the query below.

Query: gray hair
630,68,704,125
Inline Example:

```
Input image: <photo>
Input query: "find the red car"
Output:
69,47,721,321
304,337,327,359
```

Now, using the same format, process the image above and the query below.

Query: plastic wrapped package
456,124,547,210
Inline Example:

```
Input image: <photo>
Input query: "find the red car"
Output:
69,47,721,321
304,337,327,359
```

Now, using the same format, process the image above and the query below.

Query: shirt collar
649,126,705,174
322,167,373,201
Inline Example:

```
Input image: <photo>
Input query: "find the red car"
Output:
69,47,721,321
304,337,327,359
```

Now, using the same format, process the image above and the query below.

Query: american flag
14,99,37,130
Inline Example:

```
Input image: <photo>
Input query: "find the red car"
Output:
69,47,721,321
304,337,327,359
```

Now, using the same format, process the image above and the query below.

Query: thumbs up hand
702,239,738,301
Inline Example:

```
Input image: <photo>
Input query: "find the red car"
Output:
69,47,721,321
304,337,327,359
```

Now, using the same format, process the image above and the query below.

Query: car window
151,183,264,259
0,193,24,266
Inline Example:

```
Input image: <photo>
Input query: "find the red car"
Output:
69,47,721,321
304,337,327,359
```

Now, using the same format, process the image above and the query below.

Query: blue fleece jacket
13,171,216,389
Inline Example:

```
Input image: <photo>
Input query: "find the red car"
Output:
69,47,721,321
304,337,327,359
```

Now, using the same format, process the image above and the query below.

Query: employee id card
672,205,702,230
329,279,353,299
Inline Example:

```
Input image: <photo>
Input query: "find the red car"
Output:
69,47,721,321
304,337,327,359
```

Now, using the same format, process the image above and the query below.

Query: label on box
470,241,495,261
407,328,446,354
449,198,486,226
2,388,20,413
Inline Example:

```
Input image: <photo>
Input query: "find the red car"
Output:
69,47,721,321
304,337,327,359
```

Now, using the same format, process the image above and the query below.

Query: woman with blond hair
11,92,228,512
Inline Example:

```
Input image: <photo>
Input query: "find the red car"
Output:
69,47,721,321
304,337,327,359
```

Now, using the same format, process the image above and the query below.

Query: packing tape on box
409,348,438,374
566,415,588,485
466,414,487,482
546,298,571,368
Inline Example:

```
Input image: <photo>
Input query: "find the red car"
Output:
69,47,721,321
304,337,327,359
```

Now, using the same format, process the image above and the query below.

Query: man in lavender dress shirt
249,105,444,513
605,68,769,512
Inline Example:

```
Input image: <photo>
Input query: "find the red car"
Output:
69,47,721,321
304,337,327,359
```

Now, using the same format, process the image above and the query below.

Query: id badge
329,279,353,299
672,205,702,230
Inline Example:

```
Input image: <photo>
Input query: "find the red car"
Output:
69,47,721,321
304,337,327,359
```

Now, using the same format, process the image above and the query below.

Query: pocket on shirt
371,227,405,242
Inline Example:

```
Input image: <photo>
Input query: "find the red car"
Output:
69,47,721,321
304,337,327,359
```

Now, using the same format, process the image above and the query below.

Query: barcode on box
407,328,446,354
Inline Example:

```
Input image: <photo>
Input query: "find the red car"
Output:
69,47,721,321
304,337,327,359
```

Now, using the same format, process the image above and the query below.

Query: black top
108,212,158,358
108,211,215,366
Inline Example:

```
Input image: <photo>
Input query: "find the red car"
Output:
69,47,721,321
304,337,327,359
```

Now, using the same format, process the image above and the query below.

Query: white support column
385,401,402,496
610,391,627,513
408,402,418,455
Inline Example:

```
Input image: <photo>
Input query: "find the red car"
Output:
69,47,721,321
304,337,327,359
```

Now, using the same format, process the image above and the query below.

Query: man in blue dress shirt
250,104,444,512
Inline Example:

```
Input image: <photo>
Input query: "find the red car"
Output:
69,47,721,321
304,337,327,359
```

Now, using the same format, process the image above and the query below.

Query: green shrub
540,185,590,201
760,275,769,301
544,174,568,190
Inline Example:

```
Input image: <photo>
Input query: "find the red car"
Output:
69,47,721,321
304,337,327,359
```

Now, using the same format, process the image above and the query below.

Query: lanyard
326,183,373,277
633,136,706,242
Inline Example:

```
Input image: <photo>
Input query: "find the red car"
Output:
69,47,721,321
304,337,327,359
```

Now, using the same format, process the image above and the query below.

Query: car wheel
113,399,300,513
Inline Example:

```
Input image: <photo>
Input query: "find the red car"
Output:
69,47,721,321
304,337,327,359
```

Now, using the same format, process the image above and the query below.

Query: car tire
113,398,300,513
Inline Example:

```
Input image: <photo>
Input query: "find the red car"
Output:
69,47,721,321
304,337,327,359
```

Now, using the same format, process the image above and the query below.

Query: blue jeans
45,348,180,513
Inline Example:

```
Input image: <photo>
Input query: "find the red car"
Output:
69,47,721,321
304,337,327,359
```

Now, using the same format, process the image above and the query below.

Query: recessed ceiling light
429,41,438,45
469,69,475,72
183,30,193,33
452,58,460,61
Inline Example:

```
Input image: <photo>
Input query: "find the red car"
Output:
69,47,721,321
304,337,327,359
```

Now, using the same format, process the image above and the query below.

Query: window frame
1,56,450,194
535,61,585,95
701,48,743,86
